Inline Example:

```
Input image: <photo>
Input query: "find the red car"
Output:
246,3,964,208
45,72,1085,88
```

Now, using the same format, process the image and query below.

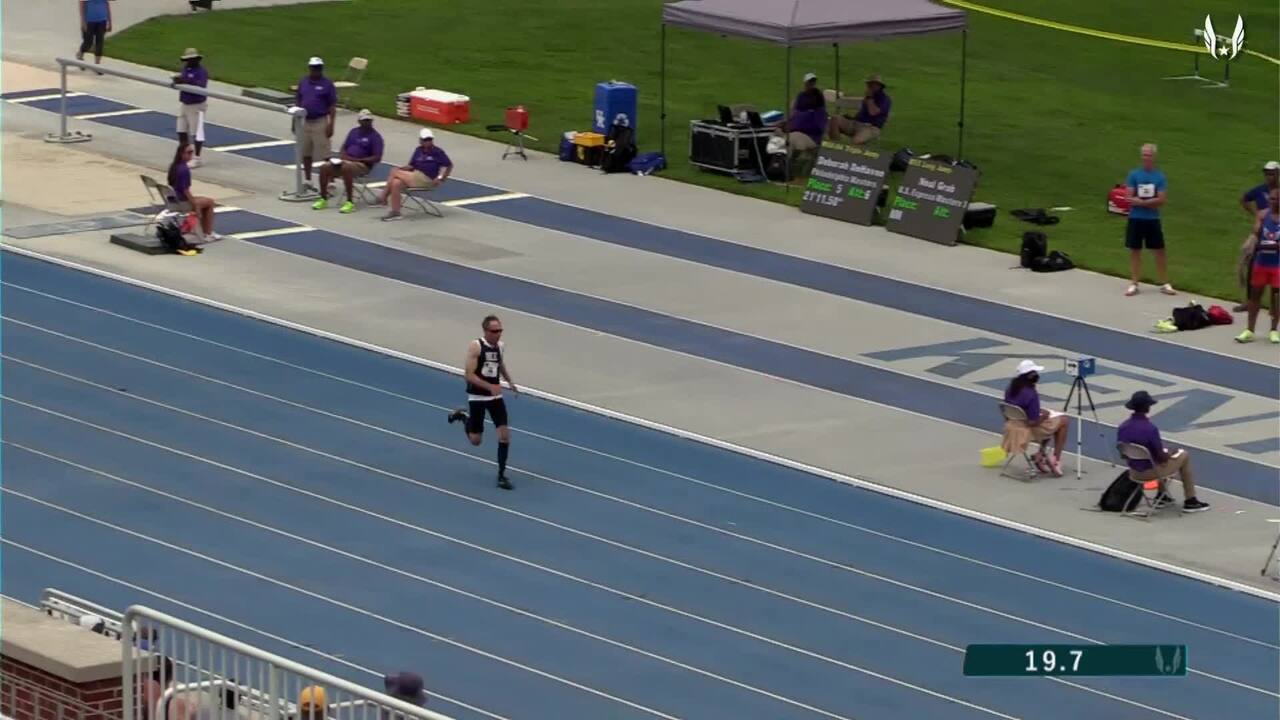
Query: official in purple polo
1116,391,1209,513
294,56,337,189
378,128,452,221
173,48,209,167
313,109,383,213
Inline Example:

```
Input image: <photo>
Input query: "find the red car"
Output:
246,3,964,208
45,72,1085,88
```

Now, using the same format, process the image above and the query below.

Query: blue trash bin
593,81,637,142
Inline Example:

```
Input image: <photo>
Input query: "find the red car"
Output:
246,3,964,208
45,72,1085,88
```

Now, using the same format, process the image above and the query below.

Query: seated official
1116,391,1209,512
775,72,827,153
828,73,891,145
378,128,452,221
313,109,384,214
167,143,223,247
1001,359,1067,476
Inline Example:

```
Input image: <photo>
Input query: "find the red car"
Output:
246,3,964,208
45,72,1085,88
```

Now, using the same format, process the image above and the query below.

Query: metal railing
39,588,125,639
47,57,313,201
122,606,454,720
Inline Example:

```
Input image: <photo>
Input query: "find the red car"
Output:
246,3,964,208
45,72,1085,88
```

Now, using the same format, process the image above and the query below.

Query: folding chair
998,402,1046,481
139,174,202,240
333,57,368,91
1115,443,1180,521
402,187,443,218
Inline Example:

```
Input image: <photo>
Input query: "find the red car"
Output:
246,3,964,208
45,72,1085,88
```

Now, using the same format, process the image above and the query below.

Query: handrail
122,606,454,720
49,57,312,200
41,587,124,622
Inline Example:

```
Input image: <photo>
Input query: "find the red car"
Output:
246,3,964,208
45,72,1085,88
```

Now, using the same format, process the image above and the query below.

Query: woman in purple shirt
1001,359,1068,476
167,144,220,241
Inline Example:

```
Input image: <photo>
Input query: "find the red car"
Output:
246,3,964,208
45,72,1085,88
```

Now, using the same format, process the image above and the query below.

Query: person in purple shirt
295,57,338,188
828,74,891,145
775,72,828,154
1001,359,1068,476
166,144,223,248
313,109,384,214
378,128,452,221
173,48,210,167
1116,391,1209,512
76,0,112,71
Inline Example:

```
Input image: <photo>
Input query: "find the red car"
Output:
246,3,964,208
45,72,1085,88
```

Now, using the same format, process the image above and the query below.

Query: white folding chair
402,187,443,218
333,57,368,91
1115,443,1180,521
998,402,1046,482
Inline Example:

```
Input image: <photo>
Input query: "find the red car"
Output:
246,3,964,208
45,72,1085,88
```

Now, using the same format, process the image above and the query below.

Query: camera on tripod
1064,357,1096,378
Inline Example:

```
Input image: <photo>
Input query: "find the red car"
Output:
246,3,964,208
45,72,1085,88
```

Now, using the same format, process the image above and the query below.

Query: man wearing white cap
173,48,209,167
1001,359,1068,476
1235,161,1280,311
294,57,338,189
314,109,384,213
378,128,452,221
776,72,826,155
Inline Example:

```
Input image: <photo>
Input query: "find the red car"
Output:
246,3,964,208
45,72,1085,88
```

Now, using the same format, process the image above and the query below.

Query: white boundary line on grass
4,243,1278,604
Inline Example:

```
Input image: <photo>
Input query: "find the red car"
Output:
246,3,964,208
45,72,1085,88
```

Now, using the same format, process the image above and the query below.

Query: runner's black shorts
467,398,508,434
1124,218,1165,250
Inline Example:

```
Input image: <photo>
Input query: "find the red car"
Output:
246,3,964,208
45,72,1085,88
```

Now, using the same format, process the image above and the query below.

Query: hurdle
1162,28,1235,88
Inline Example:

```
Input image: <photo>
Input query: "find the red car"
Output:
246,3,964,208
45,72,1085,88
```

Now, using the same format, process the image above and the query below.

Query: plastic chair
333,57,368,91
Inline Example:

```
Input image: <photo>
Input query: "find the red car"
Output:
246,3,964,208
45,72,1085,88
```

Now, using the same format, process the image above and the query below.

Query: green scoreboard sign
798,142,892,226
885,157,979,246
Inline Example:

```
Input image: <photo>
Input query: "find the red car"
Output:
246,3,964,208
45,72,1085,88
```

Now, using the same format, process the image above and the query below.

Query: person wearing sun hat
827,73,891,145
1001,359,1069,476
1116,391,1209,512
173,48,209,167
313,109,383,214
295,56,338,190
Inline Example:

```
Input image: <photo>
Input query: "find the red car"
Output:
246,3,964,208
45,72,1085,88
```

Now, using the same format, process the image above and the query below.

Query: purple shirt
296,75,337,119
177,65,209,105
170,163,192,202
1004,385,1041,424
1117,413,1163,471
789,90,828,144
854,90,891,128
341,127,384,163
408,145,452,178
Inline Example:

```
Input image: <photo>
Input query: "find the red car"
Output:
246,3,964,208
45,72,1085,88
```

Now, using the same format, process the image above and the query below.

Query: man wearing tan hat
173,48,209,167
827,73,892,145
314,109,384,214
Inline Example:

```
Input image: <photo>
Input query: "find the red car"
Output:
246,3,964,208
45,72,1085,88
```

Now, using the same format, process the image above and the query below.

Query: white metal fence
122,606,454,720
40,588,124,639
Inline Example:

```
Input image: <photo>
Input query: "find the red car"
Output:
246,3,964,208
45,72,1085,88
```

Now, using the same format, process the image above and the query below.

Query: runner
1236,187,1280,344
448,315,519,489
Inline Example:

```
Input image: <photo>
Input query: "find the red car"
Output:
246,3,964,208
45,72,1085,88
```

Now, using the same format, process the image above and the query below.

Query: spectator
295,57,337,191
1123,143,1173,296
827,74,890,145
141,657,175,720
378,128,452,221
295,686,326,720
167,143,223,246
76,0,112,72
1236,161,1279,311
1001,359,1067,476
1116,391,1209,513
1236,186,1280,344
313,109,384,213
382,672,427,720
775,72,827,155
173,48,209,168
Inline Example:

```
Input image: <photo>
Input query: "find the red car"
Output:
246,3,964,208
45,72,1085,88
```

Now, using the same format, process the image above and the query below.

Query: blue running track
3,251,1277,720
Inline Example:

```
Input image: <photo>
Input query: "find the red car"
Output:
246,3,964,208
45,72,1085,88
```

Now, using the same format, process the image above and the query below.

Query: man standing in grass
1123,143,1174,297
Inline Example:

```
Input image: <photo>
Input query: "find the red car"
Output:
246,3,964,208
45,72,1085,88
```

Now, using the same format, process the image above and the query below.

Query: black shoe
447,408,467,424
1153,492,1175,509
497,475,513,490
1182,498,1210,513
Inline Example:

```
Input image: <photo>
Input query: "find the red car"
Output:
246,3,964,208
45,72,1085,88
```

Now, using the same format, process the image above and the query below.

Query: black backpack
1020,231,1047,268
601,124,637,174
1098,470,1142,512
1171,303,1211,331
1030,250,1075,273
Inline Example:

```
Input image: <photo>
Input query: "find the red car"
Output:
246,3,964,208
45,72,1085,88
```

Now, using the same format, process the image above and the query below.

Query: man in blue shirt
294,57,338,189
76,0,112,71
1124,143,1174,297
1235,161,1279,311
313,109,384,214
173,48,209,167
378,128,452,221
827,74,891,145
1116,391,1209,513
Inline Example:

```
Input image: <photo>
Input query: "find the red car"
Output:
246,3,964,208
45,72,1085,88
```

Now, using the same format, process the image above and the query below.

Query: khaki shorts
177,102,206,141
335,160,371,178
786,130,818,152
405,170,432,188
834,116,881,144
301,118,330,158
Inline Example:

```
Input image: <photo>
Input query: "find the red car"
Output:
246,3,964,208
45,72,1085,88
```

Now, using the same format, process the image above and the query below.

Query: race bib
482,360,499,376
1136,183,1156,200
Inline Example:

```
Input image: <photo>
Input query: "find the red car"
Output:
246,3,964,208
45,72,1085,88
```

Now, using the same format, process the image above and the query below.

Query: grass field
109,0,1279,301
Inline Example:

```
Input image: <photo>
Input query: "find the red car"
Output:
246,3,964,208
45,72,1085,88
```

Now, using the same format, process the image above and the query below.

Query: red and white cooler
409,88,471,125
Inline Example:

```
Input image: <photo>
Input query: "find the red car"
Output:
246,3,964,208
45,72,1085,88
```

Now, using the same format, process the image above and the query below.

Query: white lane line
361,181,387,189
212,140,294,153
3,363,1261,713
5,279,1272,650
211,206,243,214
1,487,683,720
0,541,509,720
281,161,327,170
442,193,529,208
3,442,871,720
2,323,1275,701
7,242,1276,611
230,227,314,241
74,108,151,120
7,92,86,103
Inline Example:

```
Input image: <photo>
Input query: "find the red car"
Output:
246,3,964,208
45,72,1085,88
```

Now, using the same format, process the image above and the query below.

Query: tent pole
660,23,667,159
833,43,840,94
784,44,792,190
958,28,967,159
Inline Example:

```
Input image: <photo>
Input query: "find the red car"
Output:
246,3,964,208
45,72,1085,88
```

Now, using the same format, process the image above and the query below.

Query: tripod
1262,525,1280,579
1061,375,1101,480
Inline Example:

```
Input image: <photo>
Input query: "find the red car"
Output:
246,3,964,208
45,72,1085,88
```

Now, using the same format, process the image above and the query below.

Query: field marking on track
0,488,683,720
6,442,944,720
6,92,85,103
3,355,1265,710
212,140,293,152
0,543,509,720
442,193,529,208
211,206,242,214
5,279,1274,651
230,227,313,241
6,245,1277,606
74,108,151,120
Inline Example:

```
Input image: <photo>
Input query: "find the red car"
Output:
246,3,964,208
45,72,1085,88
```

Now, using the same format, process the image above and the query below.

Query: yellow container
573,132,605,147
980,446,1007,467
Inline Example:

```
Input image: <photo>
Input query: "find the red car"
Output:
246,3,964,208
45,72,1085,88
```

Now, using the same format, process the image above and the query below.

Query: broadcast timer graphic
963,645,1189,677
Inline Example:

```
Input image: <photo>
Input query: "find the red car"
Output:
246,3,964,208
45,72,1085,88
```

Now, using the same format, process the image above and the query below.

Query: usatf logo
1203,14,1245,60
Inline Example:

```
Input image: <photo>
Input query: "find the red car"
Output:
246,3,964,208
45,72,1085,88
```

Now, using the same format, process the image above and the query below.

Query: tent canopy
662,0,967,46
